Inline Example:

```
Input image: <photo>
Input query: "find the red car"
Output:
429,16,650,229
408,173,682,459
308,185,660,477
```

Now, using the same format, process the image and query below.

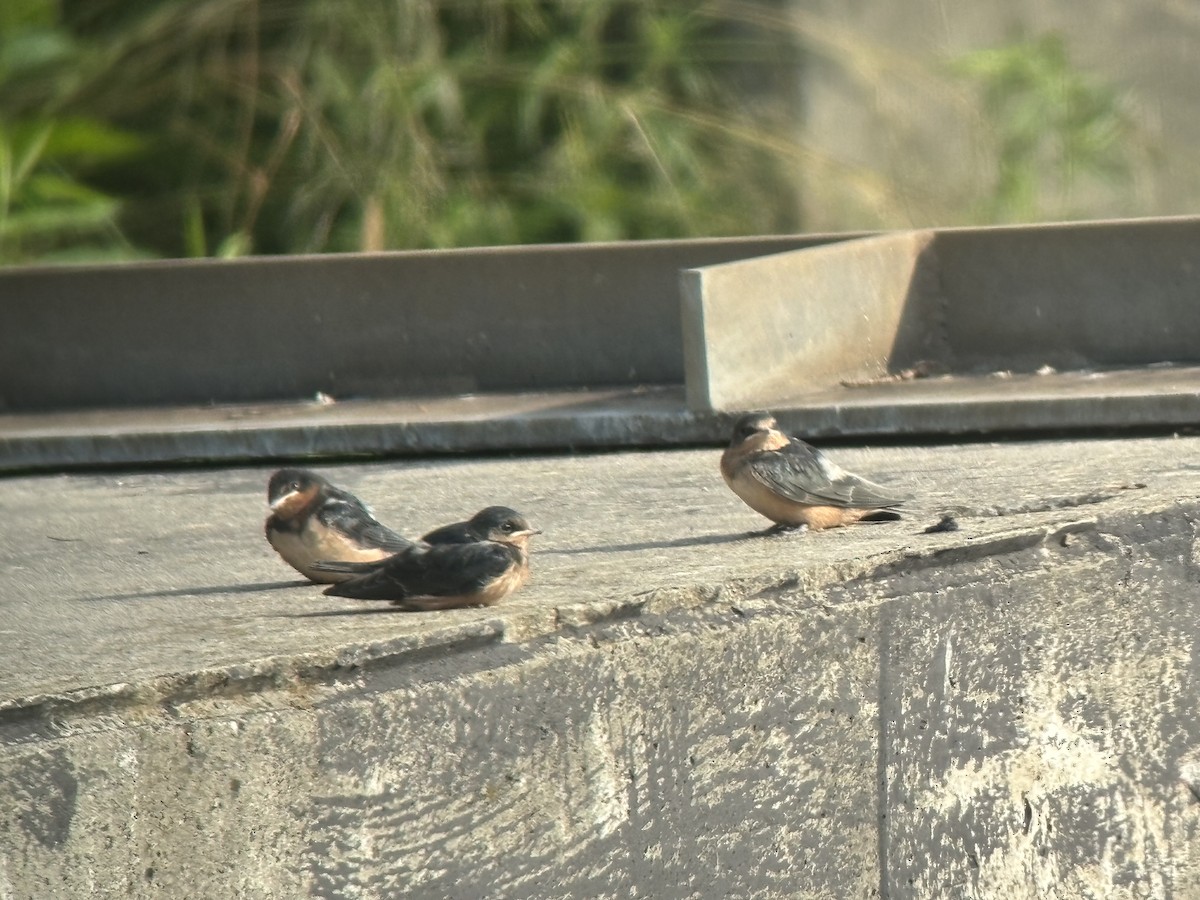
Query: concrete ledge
0,387,719,473
683,216,1200,411
0,234,851,414
7,369,1200,473
6,217,1200,471
2,437,1199,896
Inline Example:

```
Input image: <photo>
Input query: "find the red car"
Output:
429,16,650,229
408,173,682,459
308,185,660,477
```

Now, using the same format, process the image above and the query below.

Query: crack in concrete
943,483,1146,519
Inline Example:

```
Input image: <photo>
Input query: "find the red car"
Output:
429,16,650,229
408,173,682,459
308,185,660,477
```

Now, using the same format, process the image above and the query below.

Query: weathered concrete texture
3,437,1200,897
681,230,941,410
683,216,1200,411
873,529,1200,899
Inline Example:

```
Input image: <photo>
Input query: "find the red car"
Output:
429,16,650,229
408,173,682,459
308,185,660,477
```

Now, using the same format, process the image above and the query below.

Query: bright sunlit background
1,0,1196,265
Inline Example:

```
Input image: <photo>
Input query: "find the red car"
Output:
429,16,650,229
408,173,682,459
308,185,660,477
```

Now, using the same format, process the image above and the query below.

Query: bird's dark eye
501,521,515,533
290,481,301,492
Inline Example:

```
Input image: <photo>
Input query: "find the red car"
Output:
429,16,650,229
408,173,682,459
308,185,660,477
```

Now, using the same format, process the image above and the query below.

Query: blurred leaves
0,7,148,265
3,0,803,259
953,34,1136,223
0,1,1154,264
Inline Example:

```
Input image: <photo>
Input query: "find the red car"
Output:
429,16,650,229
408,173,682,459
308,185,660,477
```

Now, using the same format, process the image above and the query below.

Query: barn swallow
313,506,540,610
265,468,412,583
721,412,904,532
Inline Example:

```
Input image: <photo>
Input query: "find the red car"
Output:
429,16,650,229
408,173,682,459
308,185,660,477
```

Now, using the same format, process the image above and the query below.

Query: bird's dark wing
748,442,903,510
310,558,388,576
324,542,516,601
316,490,413,553
421,521,476,545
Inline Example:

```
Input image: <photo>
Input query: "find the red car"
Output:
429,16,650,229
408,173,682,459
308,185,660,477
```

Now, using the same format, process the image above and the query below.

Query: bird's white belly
269,528,392,583
724,469,864,529
725,469,810,525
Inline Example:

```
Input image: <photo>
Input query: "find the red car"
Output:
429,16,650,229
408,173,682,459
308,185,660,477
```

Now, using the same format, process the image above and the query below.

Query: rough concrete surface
682,230,938,410
7,367,1200,473
2,437,1200,897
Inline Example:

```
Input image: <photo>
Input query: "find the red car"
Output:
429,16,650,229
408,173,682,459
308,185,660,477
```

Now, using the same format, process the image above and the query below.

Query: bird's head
728,411,778,447
468,506,542,547
267,468,328,518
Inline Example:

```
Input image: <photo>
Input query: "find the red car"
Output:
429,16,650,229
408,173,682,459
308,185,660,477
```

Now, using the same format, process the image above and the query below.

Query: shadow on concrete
547,531,752,555
78,579,312,603
281,605,420,619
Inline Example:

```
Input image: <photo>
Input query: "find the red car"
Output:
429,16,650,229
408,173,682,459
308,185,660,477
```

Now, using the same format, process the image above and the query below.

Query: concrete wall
794,0,1200,229
0,235,853,413
5,498,1199,897
683,217,1200,411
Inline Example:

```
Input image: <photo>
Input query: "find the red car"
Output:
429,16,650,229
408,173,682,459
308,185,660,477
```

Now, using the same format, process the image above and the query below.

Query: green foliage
952,34,1136,223
18,0,802,258
0,0,148,264
0,3,1154,264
